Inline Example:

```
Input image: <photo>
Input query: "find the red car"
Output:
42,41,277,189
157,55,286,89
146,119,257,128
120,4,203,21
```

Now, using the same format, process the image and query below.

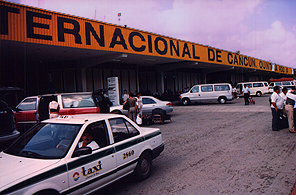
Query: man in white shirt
279,87,287,110
270,86,281,131
242,84,250,105
232,87,238,99
79,130,99,150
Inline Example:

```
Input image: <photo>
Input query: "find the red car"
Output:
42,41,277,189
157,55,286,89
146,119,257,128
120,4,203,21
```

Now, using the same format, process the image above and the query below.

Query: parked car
0,100,19,150
236,81,269,97
110,96,173,115
0,114,164,194
0,87,22,150
179,83,233,105
14,91,110,133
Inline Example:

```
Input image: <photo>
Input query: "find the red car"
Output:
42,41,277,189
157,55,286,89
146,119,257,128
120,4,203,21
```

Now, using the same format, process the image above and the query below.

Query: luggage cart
152,109,171,124
248,97,255,104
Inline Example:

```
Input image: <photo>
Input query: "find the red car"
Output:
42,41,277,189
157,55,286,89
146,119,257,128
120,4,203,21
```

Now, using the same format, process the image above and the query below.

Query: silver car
110,96,173,115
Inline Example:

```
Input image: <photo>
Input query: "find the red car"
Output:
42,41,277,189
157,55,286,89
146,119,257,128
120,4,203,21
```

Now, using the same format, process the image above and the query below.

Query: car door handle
105,149,114,156
137,138,144,143
33,112,37,115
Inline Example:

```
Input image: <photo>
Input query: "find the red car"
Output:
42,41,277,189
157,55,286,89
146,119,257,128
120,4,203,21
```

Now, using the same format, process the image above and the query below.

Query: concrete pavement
97,94,296,194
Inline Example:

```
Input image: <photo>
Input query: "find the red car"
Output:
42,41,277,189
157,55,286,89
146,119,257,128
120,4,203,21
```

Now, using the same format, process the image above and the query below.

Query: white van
179,83,233,105
236,81,269,97
268,81,295,93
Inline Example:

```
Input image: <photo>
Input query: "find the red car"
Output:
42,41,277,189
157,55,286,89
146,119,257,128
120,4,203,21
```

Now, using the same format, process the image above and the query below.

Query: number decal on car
123,150,134,160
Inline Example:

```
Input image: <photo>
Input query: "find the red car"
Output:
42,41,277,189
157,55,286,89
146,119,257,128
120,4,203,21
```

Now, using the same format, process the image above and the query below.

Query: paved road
96,94,296,195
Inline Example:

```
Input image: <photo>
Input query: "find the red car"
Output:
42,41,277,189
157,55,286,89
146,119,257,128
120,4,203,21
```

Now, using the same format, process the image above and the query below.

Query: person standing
279,87,288,129
99,91,113,113
121,90,129,104
270,86,281,131
48,96,59,119
242,84,250,105
136,92,143,119
286,87,296,133
232,87,238,99
279,87,287,110
125,92,138,122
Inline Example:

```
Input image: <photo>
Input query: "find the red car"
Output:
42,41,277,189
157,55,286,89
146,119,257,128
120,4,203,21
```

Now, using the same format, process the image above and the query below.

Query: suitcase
152,109,171,124
142,115,153,125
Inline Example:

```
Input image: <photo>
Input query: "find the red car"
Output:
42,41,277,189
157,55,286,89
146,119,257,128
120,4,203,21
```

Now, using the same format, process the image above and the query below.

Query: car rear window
109,118,139,142
62,94,96,108
214,85,230,91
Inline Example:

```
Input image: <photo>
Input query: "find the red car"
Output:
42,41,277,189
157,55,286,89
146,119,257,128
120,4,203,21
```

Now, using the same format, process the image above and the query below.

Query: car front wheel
182,98,190,106
135,151,152,181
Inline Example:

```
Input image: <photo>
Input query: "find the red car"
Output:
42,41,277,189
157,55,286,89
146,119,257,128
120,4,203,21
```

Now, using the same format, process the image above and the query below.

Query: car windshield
4,123,81,159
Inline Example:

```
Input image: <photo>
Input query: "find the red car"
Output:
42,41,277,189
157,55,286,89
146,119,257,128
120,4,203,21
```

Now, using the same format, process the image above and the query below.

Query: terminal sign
0,1,292,74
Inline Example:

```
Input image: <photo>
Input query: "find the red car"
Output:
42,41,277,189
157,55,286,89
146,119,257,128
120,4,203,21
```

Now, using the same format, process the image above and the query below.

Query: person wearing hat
78,129,99,150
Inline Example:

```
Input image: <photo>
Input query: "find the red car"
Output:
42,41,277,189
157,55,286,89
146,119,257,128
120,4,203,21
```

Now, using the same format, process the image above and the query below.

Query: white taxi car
0,114,164,195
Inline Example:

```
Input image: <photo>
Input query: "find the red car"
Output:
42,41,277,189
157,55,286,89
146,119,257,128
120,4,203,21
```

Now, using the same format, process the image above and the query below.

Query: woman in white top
136,92,143,117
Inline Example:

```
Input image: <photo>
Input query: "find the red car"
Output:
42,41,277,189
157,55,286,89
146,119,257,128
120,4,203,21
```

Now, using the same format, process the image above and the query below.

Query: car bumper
152,143,164,159
164,107,174,113
0,129,20,142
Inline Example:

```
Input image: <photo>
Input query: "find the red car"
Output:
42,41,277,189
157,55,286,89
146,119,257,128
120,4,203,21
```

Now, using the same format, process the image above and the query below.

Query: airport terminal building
1,1,295,98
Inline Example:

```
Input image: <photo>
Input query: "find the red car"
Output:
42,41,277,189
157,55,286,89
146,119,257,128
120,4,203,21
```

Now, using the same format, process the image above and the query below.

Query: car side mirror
72,146,92,157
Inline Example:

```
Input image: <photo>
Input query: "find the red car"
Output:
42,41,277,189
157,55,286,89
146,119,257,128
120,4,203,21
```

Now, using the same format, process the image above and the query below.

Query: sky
7,0,296,68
